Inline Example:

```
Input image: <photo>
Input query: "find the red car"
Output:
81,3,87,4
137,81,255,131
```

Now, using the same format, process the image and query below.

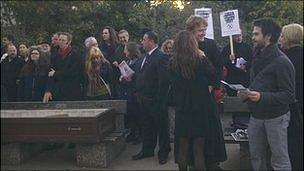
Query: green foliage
1,1,303,52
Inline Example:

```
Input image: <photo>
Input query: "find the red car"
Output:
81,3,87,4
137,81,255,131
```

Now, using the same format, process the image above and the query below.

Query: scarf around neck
58,45,72,59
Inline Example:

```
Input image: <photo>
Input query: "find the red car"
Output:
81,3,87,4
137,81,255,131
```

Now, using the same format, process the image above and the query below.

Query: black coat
284,46,303,112
198,38,223,88
18,75,48,101
198,39,227,164
136,48,169,105
47,49,84,101
1,56,23,101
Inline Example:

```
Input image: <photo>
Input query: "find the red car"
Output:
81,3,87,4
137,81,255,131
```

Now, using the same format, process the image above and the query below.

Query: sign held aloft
220,9,241,63
220,9,241,37
194,8,214,40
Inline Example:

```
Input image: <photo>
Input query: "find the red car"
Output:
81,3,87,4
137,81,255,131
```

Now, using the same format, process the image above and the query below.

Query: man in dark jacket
43,32,84,102
1,44,23,102
238,18,295,170
221,31,252,95
132,31,171,165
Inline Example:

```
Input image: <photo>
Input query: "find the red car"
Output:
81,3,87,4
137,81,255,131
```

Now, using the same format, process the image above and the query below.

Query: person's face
193,24,207,42
91,55,101,65
51,34,59,46
118,33,129,44
279,33,288,50
2,37,12,46
141,34,152,52
58,35,70,49
30,50,40,61
233,34,243,43
38,43,51,53
102,29,110,41
165,43,173,55
19,44,28,56
252,26,269,49
123,46,130,58
89,40,98,49
7,46,17,58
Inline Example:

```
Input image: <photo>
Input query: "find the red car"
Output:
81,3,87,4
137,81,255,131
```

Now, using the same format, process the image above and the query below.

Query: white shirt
140,46,158,70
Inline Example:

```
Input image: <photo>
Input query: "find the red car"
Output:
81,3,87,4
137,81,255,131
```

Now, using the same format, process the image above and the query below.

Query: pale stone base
1,143,45,165
76,132,126,168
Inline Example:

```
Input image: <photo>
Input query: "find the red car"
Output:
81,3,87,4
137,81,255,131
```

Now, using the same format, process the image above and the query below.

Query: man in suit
132,31,171,165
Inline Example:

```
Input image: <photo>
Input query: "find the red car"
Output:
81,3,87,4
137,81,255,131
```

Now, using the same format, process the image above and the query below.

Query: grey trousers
248,112,291,171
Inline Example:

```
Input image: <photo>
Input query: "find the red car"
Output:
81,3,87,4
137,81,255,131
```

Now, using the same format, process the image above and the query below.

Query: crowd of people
1,15,303,170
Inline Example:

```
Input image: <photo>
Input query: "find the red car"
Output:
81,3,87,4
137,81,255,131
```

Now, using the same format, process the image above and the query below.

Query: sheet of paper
235,57,247,68
118,60,135,78
221,80,249,91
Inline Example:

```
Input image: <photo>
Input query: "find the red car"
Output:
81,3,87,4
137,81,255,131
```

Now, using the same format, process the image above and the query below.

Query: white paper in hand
118,60,135,78
221,80,249,91
235,57,247,68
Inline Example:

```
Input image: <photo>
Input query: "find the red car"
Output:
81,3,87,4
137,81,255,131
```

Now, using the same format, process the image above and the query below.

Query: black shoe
132,152,154,160
158,157,168,165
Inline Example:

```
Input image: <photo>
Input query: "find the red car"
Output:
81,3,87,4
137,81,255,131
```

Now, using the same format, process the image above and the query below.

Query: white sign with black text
220,9,241,37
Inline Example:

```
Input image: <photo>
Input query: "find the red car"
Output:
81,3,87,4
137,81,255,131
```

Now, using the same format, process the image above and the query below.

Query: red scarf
58,45,72,59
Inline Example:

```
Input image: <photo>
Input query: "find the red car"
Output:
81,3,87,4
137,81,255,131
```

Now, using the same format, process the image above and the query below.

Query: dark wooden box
1,108,116,143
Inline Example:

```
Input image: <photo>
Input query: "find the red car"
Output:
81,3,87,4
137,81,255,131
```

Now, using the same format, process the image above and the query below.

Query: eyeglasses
31,52,39,55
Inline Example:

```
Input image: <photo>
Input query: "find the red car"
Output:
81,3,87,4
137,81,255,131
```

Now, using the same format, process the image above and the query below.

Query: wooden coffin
1,108,115,143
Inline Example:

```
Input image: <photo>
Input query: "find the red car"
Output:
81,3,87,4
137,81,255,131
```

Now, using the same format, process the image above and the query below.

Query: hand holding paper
118,60,135,78
235,57,247,68
221,80,248,91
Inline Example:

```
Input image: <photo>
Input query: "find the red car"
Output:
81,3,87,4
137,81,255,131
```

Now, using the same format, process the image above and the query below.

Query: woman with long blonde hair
84,46,112,100
169,30,216,171
280,23,303,171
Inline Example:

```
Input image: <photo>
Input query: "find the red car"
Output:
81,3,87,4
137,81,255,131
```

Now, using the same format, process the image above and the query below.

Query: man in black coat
132,31,171,165
1,44,23,102
221,31,252,96
43,32,84,102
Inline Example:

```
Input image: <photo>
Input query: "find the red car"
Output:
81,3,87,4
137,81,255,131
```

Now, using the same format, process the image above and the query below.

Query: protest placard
220,9,241,37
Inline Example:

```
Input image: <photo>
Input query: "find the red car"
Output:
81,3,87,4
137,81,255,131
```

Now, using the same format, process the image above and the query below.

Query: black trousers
139,97,171,158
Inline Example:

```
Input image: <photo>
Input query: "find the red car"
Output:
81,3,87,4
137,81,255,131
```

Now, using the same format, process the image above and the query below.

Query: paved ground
1,142,251,171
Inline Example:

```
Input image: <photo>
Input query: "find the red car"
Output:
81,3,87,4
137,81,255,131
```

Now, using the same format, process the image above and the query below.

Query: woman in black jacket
280,23,303,171
169,30,218,170
18,46,50,101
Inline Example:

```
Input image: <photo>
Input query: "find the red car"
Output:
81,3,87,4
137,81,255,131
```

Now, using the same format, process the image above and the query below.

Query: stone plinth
1,143,44,165
76,132,126,168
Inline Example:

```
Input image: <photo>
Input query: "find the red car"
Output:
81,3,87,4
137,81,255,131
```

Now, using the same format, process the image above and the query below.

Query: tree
1,1,303,51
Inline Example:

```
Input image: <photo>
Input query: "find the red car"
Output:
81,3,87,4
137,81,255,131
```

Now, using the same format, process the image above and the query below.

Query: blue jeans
248,112,291,170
